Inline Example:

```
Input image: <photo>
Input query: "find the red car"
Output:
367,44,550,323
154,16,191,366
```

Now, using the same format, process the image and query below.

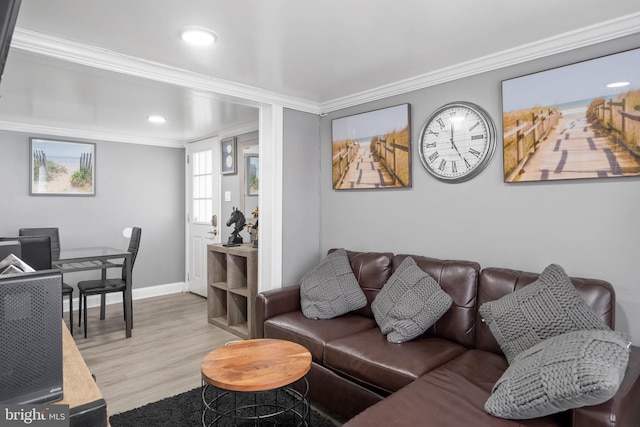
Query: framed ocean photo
502,47,640,183
30,138,96,196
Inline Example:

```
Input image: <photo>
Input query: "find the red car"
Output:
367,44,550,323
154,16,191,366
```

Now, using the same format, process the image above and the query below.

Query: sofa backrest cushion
329,249,394,318
475,267,615,356
394,254,481,348
301,248,367,319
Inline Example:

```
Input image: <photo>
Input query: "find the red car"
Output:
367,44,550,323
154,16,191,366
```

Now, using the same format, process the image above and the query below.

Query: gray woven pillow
485,329,631,419
372,256,452,343
300,248,367,319
479,264,610,363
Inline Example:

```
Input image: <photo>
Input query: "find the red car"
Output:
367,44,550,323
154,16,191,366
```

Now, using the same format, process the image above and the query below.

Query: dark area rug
109,386,338,426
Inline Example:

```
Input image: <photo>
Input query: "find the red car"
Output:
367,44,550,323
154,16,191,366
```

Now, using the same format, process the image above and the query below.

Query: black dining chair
77,227,142,338
0,235,52,270
17,227,75,335
0,240,22,261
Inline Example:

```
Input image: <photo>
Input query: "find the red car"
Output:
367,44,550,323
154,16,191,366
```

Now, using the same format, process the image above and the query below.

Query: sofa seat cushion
324,328,467,394
263,311,376,362
344,350,565,427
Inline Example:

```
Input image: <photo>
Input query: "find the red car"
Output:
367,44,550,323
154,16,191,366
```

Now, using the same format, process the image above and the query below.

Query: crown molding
217,121,260,141
0,120,184,148
11,12,640,119
185,121,260,144
11,28,321,115
319,12,640,113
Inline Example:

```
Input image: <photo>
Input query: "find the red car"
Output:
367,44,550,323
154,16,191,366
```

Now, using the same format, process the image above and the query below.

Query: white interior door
186,137,220,297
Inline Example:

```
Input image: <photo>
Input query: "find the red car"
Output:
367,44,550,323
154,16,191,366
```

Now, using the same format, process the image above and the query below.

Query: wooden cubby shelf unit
207,243,258,339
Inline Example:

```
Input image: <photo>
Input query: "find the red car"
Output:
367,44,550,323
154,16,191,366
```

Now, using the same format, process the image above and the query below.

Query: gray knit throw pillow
300,248,367,319
479,264,610,363
485,329,631,419
372,256,452,343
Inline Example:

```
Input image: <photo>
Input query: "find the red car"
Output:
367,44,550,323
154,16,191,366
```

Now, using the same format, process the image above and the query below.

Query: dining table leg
125,254,133,338
100,262,107,320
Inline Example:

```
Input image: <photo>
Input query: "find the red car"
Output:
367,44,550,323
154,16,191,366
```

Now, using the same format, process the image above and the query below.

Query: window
192,150,213,224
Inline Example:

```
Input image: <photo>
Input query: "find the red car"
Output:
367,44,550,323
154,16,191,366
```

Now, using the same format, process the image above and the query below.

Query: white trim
319,11,640,112
12,28,320,116
258,105,284,292
63,281,186,312
0,120,183,148
183,144,190,294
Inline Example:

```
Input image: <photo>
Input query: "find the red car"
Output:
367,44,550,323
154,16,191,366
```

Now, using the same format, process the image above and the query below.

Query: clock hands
450,120,464,160
450,121,454,145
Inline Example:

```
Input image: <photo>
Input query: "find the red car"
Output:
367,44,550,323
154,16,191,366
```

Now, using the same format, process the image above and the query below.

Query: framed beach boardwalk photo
502,47,640,183
332,104,411,190
30,138,96,196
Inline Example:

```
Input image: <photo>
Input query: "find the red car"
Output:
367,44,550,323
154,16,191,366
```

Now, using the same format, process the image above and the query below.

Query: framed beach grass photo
30,138,96,196
502,47,640,183
245,154,259,196
332,103,411,190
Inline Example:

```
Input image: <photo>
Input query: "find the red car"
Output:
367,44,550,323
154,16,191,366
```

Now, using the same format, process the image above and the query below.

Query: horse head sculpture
226,207,246,245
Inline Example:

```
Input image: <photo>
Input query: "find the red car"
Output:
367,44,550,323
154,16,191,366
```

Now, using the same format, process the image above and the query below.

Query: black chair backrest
0,240,21,261
121,227,142,280
19,227,61,261
0,236,52,270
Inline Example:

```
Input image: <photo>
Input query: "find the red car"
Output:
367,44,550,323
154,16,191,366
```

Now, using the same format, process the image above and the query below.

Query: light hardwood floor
71,292,345,425
71,292,239,415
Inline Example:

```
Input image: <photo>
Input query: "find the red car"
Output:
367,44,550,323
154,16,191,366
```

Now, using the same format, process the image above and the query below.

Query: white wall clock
418,101,496,183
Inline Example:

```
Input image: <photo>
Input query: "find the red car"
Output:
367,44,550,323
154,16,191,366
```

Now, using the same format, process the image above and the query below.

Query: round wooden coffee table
201,338,312,426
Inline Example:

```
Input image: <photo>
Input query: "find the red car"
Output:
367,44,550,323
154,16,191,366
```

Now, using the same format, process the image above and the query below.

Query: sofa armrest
572,345,640,427
255,285,301,338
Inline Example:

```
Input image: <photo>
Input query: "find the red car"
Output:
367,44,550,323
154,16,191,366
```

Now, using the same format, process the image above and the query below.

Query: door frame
183,110,282,297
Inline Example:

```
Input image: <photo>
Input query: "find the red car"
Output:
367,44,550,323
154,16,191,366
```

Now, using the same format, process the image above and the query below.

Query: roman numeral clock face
418,102,496,183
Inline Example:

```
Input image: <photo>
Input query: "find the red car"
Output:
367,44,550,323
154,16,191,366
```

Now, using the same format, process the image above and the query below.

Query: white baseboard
62,282,187,313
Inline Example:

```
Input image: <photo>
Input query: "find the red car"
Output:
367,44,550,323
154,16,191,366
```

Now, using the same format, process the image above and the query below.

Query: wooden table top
58,321,104,408
201,339,311,392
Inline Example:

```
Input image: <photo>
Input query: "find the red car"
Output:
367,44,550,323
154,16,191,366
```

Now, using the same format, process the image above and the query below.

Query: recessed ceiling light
147,115,166,124
606,81,630,88
180,27,217,46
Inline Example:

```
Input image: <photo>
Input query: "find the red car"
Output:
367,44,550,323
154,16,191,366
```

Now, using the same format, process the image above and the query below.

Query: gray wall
221,131,258,244
317,33,640,343
282,108,321,286
0,130,185,290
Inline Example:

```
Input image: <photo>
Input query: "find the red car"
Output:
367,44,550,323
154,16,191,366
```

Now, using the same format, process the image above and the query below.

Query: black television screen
0,0,21,83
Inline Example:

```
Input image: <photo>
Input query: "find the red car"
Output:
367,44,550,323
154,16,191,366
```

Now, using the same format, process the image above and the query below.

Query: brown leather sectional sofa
255,250,640,426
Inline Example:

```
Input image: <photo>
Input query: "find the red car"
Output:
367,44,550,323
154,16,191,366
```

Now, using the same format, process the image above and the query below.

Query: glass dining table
52,247,133,338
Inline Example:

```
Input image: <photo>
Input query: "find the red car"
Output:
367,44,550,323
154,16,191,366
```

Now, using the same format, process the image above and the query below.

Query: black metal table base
201,377,310,426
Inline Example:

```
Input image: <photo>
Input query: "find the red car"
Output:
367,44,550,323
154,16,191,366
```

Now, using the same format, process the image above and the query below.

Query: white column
258,104,284,292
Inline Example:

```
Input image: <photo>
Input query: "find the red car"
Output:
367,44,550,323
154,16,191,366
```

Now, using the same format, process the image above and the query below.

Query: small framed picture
30,138,96,196
221,137,237,175
245,154,259,196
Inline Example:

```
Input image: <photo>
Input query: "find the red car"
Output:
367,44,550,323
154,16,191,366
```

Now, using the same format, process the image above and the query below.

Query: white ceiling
1,0,639,146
